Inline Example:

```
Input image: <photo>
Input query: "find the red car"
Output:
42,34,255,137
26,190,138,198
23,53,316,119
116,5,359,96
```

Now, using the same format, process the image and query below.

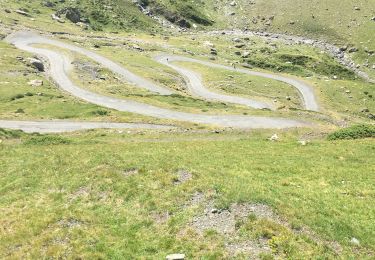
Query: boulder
51,13,65,23
348,47,358,53
166,254,185,260
15,9,31,17
241,63,253,69
28,79,43,87
27,58,44,72
65,8,81,23
235,43,245,48
210,48,217,55
350,237,360,245
241,51,250,58
269,134,279,141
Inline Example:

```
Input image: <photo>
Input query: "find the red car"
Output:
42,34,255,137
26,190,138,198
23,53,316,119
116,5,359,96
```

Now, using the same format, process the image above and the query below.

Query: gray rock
166,254,185,260
241,63,253,69
15,9,31,17
350,237,360,246
28,79,43,87
27,58,44,72
235,43,245,48
241,51,250,58
51,14,65,23
65,8,81,23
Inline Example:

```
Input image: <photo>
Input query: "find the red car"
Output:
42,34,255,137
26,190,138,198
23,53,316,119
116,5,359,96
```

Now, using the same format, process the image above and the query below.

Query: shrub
327,124,375,140
0,128,23,139
11,94,25,100
24,135,71,145
91,109,109,116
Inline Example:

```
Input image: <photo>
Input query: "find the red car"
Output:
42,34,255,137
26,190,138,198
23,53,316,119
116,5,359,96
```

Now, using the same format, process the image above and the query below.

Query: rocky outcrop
27,58,44,72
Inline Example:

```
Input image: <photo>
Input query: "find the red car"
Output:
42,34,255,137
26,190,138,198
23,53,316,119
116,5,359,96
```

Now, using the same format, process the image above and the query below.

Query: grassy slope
0,130,374,258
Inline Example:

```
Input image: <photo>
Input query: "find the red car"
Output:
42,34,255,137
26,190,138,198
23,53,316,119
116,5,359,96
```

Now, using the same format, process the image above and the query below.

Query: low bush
24,135,72,145
327,124,375,140
0,128,23,139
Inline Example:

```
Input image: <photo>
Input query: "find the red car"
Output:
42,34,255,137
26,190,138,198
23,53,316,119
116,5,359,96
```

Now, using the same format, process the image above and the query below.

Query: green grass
0,129,374,258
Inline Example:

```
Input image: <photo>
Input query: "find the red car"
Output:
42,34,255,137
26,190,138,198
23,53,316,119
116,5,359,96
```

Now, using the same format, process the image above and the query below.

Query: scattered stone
235,43,245,48
286,96,291,100
132,44,143,51
361,108,369,113
241,51,250,58
269,134,279,141
350,237,360,246
229,1,237,6
203,41,215,48
233,38,241,43
289,21,295,25
15,9,31,17
371,17,375,21
174,169,192,185
210,48,217,55
65,8,81,23
123,168,139,177
348,47,358,53
354,6,360,11
234,51,241,55
51,13,65,23
298,140,307,146
241,63,253,69
27,58,44,72
27,79,43,87
345,90,351,94
4,9,11,13
43,1,56,8
166,254,185,260
339,46,348,52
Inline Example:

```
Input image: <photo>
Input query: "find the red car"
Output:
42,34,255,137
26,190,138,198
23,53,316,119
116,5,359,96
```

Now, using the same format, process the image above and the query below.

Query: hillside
0,0,374,259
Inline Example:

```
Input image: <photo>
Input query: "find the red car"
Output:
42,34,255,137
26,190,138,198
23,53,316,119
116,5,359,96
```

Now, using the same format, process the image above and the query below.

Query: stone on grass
51,13,65,23
269,134,279,141
15,9,31,17
27,58,44,72
166,253,185,260
28,79,43,87
350,237,360,246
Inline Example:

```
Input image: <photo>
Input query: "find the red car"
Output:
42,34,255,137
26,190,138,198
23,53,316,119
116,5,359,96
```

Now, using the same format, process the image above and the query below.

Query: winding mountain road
2,31,320,132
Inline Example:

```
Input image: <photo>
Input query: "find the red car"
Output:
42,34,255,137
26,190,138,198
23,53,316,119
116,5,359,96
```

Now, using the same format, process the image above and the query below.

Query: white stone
166,254,185,260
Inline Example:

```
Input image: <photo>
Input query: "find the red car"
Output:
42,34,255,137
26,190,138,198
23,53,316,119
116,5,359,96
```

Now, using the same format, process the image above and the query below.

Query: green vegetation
328,124,375,140
0,129,374,258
